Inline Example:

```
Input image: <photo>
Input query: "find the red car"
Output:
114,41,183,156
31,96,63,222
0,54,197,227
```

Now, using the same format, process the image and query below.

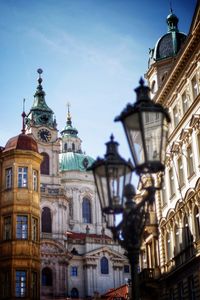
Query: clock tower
26,70,70,298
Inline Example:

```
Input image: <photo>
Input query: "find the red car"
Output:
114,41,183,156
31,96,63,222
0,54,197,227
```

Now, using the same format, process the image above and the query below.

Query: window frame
16,215,28,240
33,169,38,192
15,270,27,298
82,198,92,224
5,167,12,189
18,167,28,188
70,266,78,277
187,144,194,178
100,256,109,275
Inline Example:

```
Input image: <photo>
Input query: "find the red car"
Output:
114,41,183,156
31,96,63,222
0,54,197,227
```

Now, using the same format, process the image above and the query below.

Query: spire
21,98,26,134
67,102,72,126
60,104,78,137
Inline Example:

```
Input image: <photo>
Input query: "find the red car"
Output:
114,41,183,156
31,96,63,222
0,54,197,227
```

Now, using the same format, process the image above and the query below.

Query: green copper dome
148,10,187,67
61,106,78,137
59,152,94,172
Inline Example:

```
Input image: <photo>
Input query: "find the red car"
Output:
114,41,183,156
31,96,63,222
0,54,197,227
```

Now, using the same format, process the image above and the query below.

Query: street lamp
88,78,170,300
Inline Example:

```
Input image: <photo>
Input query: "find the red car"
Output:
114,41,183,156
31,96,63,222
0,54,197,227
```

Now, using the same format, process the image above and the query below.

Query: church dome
3,133,38,153
149,10,187,66
59,152,94,172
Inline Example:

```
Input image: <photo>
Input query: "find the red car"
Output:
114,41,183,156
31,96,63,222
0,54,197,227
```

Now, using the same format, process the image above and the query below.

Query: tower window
18,167,28,188
42,207,52,233
2,270,11,298
101,257,109,274
32,217,38,241
16,215,28,239
5,168,12,189
4,216,11,240
42,267,52,286
33,170,38,191
64,143,68,152
40,152,49,175
31,272,38,298
15,270,27,297
82,198,91,223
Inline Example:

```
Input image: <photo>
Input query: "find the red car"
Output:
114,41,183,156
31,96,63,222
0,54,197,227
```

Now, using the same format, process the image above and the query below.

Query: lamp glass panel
142,112,162,162
124,113,145,166
94,165,109,212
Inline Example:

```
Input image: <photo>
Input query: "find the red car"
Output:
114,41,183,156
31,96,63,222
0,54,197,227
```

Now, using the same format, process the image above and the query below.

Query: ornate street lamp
89,134,134,214
88,78,170,300
115,78,170,175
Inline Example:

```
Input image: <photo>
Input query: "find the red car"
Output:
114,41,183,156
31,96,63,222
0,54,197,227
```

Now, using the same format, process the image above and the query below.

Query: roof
148,10,187,67
101,284,129,300
59,152,94,172
3,133,38,153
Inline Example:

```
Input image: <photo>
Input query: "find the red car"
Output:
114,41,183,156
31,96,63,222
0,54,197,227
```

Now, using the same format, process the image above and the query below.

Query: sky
0,0,197,162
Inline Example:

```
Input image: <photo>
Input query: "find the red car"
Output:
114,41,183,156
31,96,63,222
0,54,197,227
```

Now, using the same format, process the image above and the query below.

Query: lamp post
88,78,170,300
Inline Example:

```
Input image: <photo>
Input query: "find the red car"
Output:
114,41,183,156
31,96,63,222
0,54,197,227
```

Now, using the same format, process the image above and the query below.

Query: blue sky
0,0,196,161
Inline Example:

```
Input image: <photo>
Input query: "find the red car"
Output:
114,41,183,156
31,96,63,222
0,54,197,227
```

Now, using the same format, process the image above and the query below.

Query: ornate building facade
142,2,200,299
24,70,130,299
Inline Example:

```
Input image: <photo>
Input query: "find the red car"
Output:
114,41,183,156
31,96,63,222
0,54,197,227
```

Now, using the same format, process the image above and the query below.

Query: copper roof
3,134,38,153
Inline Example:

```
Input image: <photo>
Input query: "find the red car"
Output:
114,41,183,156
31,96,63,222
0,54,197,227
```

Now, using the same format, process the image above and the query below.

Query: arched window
183,215,193,247
42,207,52,233
72,143,75,151
42,268,52,286
64,143,68,152
40,153,49,175
82,198,91,223
194,206,200,239
101,256,109,274
71,288,79,299
174,224,180,255
166,231,172,261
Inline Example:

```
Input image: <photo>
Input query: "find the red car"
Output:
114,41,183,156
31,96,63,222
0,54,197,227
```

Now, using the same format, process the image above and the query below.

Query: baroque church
0,68,130,299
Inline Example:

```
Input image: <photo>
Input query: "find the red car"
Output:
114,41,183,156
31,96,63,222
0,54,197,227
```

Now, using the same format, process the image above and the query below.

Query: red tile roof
101,284,129,300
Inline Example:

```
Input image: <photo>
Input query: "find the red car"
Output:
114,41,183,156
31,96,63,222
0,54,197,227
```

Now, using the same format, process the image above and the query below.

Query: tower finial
169,0,173,13
66,102,72,126
37,68,43,85
21,98,26,134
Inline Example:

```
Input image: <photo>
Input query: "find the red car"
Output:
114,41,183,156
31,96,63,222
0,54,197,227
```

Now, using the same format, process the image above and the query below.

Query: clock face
37,128,52,142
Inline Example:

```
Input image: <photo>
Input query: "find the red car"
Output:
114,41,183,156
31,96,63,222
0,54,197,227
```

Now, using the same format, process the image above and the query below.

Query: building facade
0,123,43,299
24,70,130,299
142,3,200,299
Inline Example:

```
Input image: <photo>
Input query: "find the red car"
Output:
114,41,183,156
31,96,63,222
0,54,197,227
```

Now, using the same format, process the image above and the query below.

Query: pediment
83,246,126,261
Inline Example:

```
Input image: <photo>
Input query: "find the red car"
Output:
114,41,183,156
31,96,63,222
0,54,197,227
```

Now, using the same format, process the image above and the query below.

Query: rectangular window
161,182,167,206
178,156,184,187
124,265,130,273
4,216,11,240
33,170,38,191
16,270,27,297
31,272,38,299
2,270,11,298
16,216,28,239
32,217,38,241
5,168,12,189
173,105,179,127
169,168,175,198
18,167,28,188
70,266,78,277
187,144,194,178
182,91,190,113
191,75,199,100
188,275,196,300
